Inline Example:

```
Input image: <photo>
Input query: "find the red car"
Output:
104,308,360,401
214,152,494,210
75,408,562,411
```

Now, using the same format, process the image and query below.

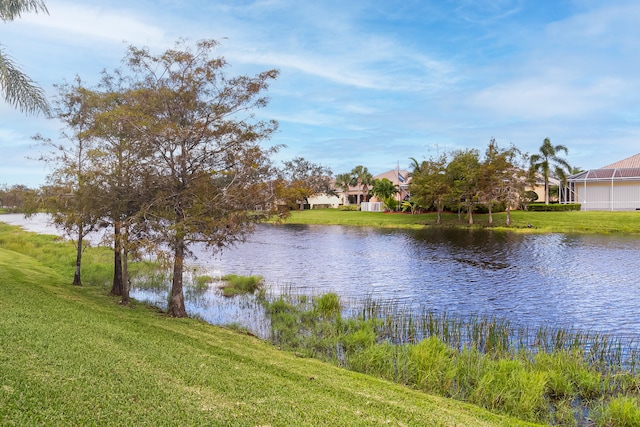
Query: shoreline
279,208,640,234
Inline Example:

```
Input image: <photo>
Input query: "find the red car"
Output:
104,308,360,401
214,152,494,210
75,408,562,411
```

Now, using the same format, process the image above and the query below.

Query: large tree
119,39,280,317
408,154,449,224
277,157,333,209
478,139,528,226
530,138,569,205
334,173,353,206
370,178,398,210
88,73,153,303
34,77,102,286
0,0,50,115
446,149,480,225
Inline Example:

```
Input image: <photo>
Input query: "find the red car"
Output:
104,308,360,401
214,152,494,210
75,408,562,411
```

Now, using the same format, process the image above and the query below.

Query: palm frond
0,0,48,22
0,49,50,115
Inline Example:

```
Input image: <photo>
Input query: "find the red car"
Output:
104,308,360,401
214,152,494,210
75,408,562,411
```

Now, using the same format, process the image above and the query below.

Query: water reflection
180,224,640,337
2,214,640,338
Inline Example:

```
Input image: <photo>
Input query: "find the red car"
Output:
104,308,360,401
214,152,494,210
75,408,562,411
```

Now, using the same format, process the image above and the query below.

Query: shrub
528,203,581,211
383,197,399,212
339,204,359,211
523,190,539,203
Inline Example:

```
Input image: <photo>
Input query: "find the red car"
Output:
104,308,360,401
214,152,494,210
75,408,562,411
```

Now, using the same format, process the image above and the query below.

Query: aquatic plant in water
261,291,640,426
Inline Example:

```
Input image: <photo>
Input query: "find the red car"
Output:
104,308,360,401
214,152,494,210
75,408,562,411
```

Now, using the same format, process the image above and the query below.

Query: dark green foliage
528,203,581,211
339,204,360,211
523,190,539,203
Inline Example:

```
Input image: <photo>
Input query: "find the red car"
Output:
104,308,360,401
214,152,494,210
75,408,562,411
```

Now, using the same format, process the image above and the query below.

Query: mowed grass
283,208,640,234
0,224,539,426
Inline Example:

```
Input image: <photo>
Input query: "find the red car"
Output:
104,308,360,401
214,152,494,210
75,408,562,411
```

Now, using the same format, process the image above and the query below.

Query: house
566,153,640,211
361,169,411,212
529,174,560,204
306,192,341,209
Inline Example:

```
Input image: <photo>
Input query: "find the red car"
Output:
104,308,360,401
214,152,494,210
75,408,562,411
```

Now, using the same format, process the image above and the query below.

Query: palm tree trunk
545,181,549,205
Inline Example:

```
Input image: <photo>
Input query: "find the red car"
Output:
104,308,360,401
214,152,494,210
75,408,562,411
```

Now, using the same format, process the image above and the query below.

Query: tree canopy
277,157,333,209
39,39,281,317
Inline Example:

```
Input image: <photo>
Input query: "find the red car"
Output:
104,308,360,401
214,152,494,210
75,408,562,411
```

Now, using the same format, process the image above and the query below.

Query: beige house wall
574,181,640,211
306,193,341,209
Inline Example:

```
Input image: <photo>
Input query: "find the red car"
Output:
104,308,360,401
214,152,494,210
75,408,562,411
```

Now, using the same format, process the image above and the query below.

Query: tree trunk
545,181,549,205
436,205,441,224
506,205,511,226
72,225,83,286
121,225,130,305
168,238,187,317
110,221,123,296
488,203,493,225
467,203,474,225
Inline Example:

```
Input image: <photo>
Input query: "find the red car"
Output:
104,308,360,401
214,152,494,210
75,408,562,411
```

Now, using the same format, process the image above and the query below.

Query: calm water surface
4,214,639,337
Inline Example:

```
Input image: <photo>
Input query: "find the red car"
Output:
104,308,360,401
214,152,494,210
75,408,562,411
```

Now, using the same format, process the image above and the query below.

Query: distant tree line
330,137,576,222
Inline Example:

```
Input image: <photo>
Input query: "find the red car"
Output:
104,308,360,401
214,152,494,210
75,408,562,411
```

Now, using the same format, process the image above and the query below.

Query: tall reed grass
261,291,640,426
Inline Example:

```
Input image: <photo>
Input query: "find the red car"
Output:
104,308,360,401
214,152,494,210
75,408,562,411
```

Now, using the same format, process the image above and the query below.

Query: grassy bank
264,293,640,426
0,224,537,426
282,209,640,234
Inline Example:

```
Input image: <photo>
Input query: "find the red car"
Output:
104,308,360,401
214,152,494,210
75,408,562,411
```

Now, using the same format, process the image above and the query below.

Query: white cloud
19,1,167,47
469,76,629,119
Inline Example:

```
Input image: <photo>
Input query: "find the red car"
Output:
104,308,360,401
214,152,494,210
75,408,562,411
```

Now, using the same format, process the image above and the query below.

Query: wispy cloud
19,1,167,46
2,0,640,185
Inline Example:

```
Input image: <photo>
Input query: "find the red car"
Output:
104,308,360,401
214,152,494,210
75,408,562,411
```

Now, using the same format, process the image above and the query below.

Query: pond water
3,214,640,338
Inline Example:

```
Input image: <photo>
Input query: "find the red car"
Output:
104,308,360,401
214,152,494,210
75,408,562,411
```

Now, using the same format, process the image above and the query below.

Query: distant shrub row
528,203,581,212
339,205,359,211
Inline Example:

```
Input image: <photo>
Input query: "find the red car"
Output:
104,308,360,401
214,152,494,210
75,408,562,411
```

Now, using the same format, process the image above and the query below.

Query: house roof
373,169,411,186
332,169,412,194
567,153,640,182
570,168,640,181
601,153,640,169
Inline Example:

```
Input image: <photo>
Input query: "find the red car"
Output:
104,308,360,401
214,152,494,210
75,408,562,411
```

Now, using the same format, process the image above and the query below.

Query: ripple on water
4,215,639,338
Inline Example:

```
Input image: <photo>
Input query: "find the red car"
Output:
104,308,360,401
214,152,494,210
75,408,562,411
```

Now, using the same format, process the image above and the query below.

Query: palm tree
334,173,354,205
370,178,398,210
530,138,569,205
408,157,422,177
0,0,50,115
351,165,373,205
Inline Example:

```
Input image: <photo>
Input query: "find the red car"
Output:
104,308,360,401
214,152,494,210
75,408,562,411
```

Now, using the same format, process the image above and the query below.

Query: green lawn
0,224,539,426
282,208,640,234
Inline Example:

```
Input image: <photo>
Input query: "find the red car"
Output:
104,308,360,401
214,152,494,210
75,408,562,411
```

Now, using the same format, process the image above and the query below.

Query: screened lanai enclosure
566,154,640,211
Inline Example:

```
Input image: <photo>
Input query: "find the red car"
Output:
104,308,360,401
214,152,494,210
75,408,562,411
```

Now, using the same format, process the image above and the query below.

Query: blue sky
2,0,640,186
